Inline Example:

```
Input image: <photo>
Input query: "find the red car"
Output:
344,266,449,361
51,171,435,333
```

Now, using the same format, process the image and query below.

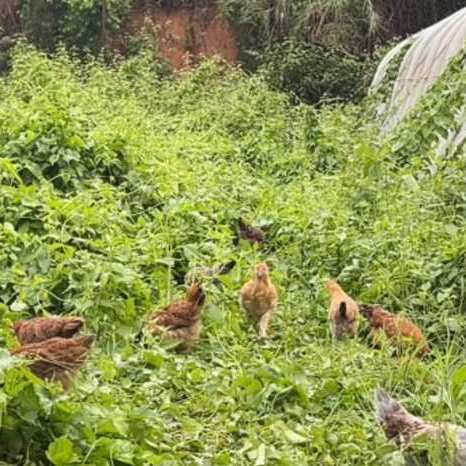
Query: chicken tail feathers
360,304,373,319
238,218,247,231
63,318,85,336
374,388,418,441
375,389,400,424
187,283,206,307
339,302,347,319
217,260,236,275
374,388,430,445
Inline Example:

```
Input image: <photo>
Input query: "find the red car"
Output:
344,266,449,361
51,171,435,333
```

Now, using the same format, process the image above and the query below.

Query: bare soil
117,1,239,69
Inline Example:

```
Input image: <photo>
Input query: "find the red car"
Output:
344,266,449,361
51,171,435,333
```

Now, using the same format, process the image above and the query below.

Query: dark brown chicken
13,317,85,344
375,388,466,465
187,260,236,289
240,263,278,338
361,305,430,355
148,283,206,347
326,280,359,340
200,260,237,277
12,335,95,390
235,218,265,245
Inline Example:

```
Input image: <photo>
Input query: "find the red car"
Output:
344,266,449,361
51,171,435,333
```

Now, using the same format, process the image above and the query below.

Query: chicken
201,260,237,276
326,280,359,340
361,305,430,355
375,388,466,465
13,316,85,344
186,260,236,289
234,218,265,245
12,335,95,390
147,283,206,347
240,262,278,338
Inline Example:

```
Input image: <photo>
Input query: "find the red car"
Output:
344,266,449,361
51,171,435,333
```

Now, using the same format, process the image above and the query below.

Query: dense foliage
20,0,134,53
219,0,380,52
256,40,369,104
220,0,465,52
0,45,465,465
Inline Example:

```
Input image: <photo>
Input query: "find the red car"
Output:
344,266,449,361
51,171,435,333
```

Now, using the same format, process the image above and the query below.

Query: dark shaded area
377,0,466,38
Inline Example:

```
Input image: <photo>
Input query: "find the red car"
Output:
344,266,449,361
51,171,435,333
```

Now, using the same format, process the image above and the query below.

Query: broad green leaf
46,437,77,466
254,444,267,466
452,366,466,389
282,427,308,445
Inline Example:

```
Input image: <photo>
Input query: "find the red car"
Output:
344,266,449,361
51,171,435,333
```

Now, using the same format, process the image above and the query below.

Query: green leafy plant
20,0,135,53
257,39,368,104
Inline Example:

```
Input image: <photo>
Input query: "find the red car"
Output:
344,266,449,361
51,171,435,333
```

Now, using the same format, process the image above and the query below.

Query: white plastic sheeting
370,7,466,152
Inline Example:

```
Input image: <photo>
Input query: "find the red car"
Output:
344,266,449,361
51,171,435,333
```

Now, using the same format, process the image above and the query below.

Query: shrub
257,40,369,104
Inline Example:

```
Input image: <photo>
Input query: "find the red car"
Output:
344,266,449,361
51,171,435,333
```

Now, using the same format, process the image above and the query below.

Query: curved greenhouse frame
371,7,466,152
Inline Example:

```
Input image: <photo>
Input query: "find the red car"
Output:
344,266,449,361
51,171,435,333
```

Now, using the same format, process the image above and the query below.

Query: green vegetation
19,0,134,53
0,44,465,465
219,0,380,52
256,40,369,104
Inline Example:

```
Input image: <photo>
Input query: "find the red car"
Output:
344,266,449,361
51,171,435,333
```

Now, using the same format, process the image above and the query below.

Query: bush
257,40,369,104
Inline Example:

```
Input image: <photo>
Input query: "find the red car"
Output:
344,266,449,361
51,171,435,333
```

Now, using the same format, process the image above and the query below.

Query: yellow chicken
240,263,278,338
326,280,359,340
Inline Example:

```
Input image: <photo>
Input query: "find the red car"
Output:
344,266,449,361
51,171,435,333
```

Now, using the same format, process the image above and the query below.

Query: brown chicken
375,388,466,465
13,316,85,344
235,218,265,245
361,305,430,354
240,263,278,338
12,335,95,390
326,280,359,340
148,283,206,347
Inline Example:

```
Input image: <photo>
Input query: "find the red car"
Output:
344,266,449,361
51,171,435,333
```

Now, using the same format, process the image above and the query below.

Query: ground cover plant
0,44,465,465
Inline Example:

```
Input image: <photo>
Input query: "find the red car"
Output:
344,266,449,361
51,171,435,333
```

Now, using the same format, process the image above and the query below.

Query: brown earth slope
115,1,238,69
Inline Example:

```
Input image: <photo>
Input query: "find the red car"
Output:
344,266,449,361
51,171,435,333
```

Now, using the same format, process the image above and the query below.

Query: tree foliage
219,0,380,53
20,0,134,53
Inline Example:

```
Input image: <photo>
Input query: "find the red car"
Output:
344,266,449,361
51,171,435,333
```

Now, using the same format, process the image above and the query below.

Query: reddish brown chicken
361,304,430,354
12,335,95,390
148,283,206,347
240,263,278,338
326,280,359,340
13,317,85,344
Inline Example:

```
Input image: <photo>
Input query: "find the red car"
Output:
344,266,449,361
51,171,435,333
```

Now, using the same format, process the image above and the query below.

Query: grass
0,44,465,465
